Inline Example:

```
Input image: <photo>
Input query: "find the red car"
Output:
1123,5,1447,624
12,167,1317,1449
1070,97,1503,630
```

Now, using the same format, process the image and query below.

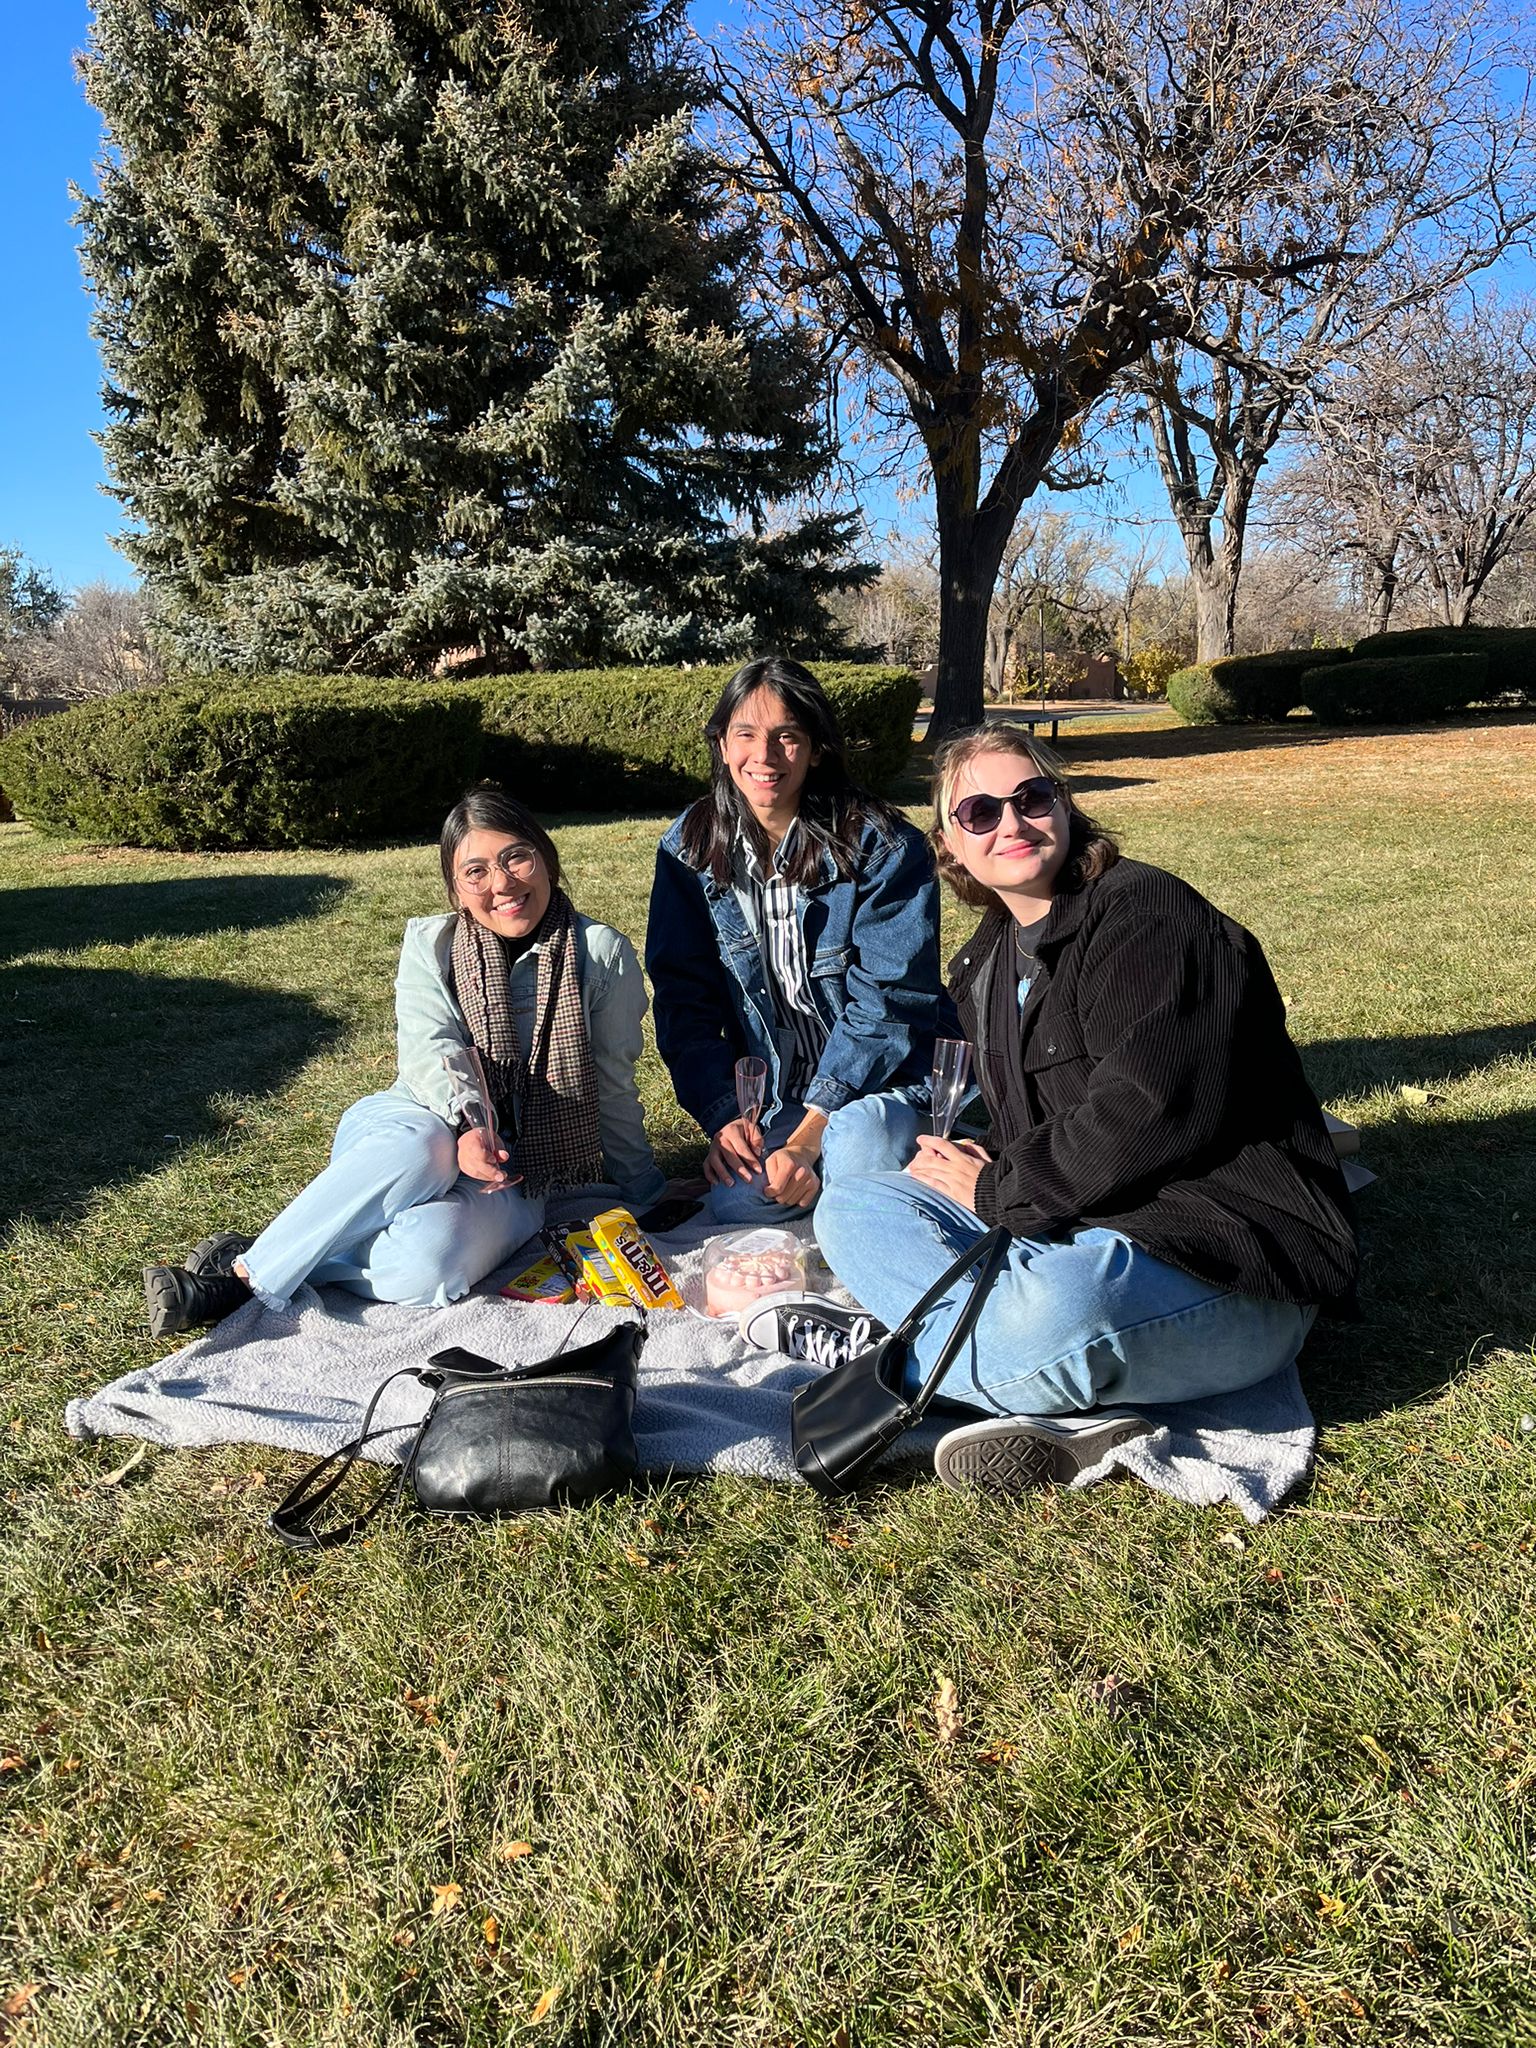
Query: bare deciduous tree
6,584,163,701
712,0,1532,733
1275,293,1536,632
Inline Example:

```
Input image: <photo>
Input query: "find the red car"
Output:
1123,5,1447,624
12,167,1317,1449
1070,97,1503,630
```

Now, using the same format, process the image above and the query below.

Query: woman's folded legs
813,1165,1315,1417
243,1091,544,1309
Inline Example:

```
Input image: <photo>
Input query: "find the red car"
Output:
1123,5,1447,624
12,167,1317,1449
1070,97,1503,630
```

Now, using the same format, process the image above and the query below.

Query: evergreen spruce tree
78,0,862,673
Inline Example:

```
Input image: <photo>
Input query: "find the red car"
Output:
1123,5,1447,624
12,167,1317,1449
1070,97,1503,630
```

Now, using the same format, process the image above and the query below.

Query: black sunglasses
950,776,1064,835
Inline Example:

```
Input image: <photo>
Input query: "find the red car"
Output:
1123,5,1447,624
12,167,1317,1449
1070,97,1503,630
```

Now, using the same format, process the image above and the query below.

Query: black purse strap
888,1225,1012,1419
266,1367,427,1551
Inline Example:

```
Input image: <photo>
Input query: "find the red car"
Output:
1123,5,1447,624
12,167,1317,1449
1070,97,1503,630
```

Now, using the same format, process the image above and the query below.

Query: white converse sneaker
933,1411,1153,1495
739,1294,888,1369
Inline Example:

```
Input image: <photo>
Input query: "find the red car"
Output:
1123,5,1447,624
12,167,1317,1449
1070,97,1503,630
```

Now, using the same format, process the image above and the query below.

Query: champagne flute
930,1038,972,1141
735,1056,768,1127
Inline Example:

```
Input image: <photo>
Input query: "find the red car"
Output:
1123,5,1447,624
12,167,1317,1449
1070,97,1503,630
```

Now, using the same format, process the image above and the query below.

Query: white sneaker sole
933,1414,1152,1495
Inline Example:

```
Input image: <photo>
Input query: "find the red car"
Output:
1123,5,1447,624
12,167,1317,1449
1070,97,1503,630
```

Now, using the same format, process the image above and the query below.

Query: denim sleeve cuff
805,1076,854,1116
702,1091,740,1136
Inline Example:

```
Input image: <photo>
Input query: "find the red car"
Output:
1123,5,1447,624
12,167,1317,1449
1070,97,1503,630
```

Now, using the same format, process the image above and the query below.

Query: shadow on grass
0,963,343,1233
1302,1022,1535,1102
0,871,350,964
1303,1087,1536,1425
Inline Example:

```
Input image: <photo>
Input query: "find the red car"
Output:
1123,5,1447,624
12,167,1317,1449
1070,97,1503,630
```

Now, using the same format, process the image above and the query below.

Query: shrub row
1169,625,1536,726
0,663,919,850
1167,647,1349,726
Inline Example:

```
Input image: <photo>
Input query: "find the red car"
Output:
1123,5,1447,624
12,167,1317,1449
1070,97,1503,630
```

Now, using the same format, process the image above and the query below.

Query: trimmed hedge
1300,652,1490,723
0,662,919,850
1167,648,1348,726
1348,624,1536,704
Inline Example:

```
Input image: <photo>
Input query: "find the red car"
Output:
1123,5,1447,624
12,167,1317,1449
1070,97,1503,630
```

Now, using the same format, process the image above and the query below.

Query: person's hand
458,1126,517,1187
705,1116,764,1186
905,1134,990,1214
764,1144,821,1209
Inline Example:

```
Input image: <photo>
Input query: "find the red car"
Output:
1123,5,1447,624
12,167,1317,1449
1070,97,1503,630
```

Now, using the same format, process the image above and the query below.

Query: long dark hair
679,656,904,888
439,784,563,903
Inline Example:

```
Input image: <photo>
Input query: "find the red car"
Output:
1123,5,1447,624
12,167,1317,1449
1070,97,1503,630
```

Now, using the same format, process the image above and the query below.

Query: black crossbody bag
267,1318,644,1551
790,1226,1011,1496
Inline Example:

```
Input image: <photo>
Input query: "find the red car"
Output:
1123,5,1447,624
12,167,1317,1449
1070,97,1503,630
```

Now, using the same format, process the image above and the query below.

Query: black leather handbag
267,1320,643,1550
790,1227,1011,1496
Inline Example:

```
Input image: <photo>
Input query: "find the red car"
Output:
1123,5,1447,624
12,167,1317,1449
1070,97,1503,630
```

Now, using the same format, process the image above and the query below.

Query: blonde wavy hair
929,724,1119,910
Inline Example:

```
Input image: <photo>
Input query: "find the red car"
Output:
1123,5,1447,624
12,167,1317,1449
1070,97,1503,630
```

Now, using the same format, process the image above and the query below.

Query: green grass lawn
3,711,1534,2046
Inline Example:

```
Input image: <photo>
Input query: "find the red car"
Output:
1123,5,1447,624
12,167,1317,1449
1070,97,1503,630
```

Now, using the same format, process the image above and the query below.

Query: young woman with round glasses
143,784,665,1337
807,723,1359,1493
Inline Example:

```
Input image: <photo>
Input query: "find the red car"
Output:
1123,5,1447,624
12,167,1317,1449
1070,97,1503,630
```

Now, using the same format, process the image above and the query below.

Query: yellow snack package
590,1206,685,1311
499,1254,577,1306
562,1229,632,1308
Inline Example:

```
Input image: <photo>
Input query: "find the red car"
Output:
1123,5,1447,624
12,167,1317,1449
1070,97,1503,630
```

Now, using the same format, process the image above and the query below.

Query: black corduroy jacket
953,857,1360,1315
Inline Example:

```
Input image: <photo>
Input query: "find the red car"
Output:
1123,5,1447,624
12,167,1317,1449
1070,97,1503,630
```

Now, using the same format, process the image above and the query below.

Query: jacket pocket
810,945,851,978
1022,1022,1091,1072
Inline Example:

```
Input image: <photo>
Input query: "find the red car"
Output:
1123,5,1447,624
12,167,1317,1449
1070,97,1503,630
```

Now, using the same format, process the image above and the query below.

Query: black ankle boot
144,1264,252,1340
184,1231,254,1277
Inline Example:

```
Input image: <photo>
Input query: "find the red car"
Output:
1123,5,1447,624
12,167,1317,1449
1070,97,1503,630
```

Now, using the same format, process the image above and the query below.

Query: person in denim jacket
646,656,943,1223
143,786,665,1336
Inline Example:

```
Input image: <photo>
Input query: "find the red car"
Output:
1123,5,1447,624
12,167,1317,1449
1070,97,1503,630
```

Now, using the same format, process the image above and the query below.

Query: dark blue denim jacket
646,807,943,1136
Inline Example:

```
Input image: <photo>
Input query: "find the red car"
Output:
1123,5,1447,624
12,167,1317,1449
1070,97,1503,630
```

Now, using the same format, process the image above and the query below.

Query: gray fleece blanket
67,1207,1315,1521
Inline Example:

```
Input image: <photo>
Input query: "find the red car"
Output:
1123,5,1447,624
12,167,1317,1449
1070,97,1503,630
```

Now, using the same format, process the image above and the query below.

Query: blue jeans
706,1090,929,1226
242,1092,546,1311
815,1094,1316,1414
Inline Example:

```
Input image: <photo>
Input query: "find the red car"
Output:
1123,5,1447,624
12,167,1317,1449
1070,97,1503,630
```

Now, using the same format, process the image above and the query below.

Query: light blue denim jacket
391,911,666,1210
646,808,943,1136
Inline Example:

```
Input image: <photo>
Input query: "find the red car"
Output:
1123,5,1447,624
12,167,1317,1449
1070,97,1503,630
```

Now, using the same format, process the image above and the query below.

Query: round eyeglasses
949,777,1063,836
456,845,541,890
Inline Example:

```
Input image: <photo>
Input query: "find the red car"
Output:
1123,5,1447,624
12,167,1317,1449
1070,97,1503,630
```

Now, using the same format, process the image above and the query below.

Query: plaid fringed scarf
450,892,605,1196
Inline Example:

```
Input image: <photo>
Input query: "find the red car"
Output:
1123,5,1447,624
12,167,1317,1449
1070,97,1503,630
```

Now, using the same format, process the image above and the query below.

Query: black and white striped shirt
733,823,829,1100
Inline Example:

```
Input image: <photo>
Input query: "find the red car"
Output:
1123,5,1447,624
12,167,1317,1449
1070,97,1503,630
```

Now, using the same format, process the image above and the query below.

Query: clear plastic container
702,1228,807,1319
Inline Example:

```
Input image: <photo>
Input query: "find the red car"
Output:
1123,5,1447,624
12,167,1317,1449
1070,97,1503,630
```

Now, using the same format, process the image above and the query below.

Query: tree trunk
1365,564,1397,635
932,509,1006,740
1191,549,1238,662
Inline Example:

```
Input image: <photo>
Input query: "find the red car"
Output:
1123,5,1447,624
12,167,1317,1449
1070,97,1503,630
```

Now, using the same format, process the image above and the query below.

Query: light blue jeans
242,1092,546,1311
816,1094,1316,1415
706,1092,924,1226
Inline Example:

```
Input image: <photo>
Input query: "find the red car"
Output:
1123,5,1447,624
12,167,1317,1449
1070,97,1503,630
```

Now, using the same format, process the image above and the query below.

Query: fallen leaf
143,1889,165,1903
1211,1958,1233,1983
390,1928,416,1950
1400,1085,1444,1105
2,1986,40,2019
401,1689,439,1726
98,1444,148,1487
1264,1567,1285,1584
529,1987,561,2024
495,1841,534,1862
0,1757,27,1773
978,1742,1017,1766
622,1547,651,1568
482,1916,500,1949
690,1784,715,1806
430,1882,463,1917
1117,1923,1143,1950
1316,1892,1346,1918
1217,1529,1246,1551
54,1758,81,1775
227,1966,253,1988
824,1526,854,1549
932,1675,962,1744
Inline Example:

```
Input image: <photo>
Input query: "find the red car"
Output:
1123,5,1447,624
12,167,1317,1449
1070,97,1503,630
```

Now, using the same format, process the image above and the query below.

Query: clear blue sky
0,6,121,591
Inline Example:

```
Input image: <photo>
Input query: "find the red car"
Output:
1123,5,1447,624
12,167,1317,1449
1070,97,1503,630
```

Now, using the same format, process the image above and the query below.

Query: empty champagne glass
930,1038,972,1141
735,1055,768,1127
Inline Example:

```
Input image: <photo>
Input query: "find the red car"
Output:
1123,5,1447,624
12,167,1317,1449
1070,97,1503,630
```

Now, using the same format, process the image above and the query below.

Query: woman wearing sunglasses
143,784,665,1337
808,723,1359,1492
